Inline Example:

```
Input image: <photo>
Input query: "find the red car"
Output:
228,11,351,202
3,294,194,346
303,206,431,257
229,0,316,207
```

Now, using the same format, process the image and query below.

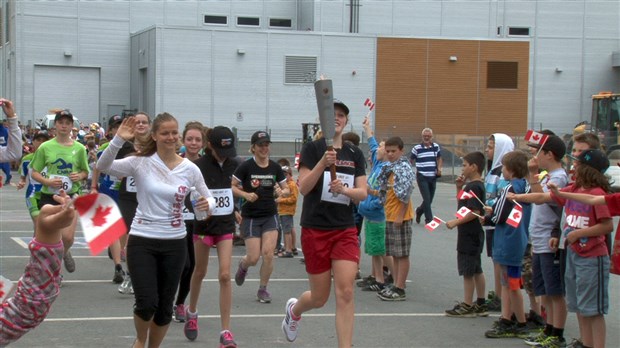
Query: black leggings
175,220,195,305
127,235,186,326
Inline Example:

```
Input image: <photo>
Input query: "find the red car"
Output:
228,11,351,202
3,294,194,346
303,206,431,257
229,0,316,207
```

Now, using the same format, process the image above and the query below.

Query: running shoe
118,274,133,295
63,250,76,273
282,298,300,342
474,303,489,317
356,275,375,287
361,280,385,292
184,310,198,341
174,304,186,322
484,320,530,339
377,287,406,301
444,302,476,318
565,338,585,348
538,336,566,348
219,330,237,348
234,260,247,286
526,310,546,332
524,332,548,346
113,266,125,284
257,288,272,303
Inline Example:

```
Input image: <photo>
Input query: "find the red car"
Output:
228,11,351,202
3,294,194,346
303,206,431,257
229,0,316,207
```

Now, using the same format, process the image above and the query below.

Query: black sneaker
526,310,545,331
445,302,476,318
112,266,125,284
485,320,529,339
486,296,501,312
415,210,422,224
474,303,489,317
356,275,375,287
361,280,385,292
377,287,406,301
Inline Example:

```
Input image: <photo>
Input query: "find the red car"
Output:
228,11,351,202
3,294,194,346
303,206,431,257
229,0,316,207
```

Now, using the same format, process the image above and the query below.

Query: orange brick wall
375,38,529,143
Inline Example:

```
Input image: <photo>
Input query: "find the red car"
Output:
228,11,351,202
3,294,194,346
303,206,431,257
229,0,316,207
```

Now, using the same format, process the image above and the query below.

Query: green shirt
30,138,90,195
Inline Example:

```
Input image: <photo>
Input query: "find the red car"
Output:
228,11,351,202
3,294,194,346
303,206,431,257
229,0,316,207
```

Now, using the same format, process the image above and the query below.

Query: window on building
204,15,227,25
487,62,519,89
237,16,260,27
508,27,530,36
269,18,292,28
285,56,317,84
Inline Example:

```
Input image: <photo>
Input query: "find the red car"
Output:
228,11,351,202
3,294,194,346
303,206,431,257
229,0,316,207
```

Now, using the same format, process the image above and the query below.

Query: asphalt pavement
1,177,619,348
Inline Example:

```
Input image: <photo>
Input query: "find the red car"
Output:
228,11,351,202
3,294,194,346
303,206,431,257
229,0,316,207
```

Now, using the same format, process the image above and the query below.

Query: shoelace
222,331,234,342
186,319,198,330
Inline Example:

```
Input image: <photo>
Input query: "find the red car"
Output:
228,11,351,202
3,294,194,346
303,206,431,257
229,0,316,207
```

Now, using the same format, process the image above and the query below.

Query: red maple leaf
92,205,112,226
512,212,521,219
532,134,540,141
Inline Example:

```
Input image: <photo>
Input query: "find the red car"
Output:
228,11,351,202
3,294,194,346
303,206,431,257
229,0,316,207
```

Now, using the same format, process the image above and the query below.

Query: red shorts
301,227,360,274
193,233,233,247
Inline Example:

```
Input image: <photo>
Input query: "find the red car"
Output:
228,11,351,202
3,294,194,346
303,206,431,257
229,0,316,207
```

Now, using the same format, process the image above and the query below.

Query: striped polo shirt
410,142,441,177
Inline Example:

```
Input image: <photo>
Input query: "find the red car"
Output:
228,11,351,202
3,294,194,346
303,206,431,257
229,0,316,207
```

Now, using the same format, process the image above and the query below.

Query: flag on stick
455,206,471,219
425,216,444,232
0,275,15,303
457,189,473,200
468,190,486,206
74,193,127,256
364,98,375,111
506,204,523,228
525,130,549,146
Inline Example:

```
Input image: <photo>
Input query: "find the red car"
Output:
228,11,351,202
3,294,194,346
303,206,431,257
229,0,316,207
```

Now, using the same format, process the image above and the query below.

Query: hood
491,133,514,171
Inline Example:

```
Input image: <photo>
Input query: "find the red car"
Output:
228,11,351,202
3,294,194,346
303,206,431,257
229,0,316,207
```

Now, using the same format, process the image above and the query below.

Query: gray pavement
1,177,619,348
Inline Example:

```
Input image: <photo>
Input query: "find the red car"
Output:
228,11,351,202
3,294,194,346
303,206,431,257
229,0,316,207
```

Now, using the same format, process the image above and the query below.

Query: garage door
34,65,100,125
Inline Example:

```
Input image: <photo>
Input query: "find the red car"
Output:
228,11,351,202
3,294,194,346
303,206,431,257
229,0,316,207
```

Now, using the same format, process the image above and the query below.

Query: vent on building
269,18,292,28
204,15,227,25
487,62,519,89
237,16,260,27
508,27,530,36
285,56,317,84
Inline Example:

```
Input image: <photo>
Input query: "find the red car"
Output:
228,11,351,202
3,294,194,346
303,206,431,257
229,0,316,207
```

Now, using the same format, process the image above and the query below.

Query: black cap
571,149,610,173
251,131,271,145
54,110,74,123
527,135,566,159
108,114,123,128
334,99,349,115
209,126,237,158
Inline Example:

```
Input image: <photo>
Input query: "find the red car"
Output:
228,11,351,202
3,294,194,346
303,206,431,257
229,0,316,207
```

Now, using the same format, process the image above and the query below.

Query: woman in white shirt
97,112,215,348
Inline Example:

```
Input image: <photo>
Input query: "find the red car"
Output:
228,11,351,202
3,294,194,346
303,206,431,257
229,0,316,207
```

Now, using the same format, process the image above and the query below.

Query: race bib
320,172,354,205
126,176,137,192
182,205,194,220
210,189,234,216
49,174,72,194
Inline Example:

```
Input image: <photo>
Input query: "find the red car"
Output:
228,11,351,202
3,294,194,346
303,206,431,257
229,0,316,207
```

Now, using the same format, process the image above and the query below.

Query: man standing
410,128,442,224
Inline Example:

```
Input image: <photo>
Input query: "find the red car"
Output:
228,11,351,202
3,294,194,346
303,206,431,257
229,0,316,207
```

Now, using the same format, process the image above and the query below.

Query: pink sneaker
219,330,237,348
174,304,186,322
184,310,198,341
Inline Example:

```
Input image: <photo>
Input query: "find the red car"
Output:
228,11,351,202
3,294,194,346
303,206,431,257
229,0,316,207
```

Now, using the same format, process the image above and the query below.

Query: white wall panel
584,1,620,39
319,1,346,33
536,1,584,38
393,1,442,37
358,1,393,35
164,0,200,27
129,0,164,33
441,1,490,38
78,0,129,20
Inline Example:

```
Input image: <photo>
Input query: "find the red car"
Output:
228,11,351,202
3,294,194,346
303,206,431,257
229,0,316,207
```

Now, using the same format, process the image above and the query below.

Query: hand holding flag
425,216,445,232
74,193,127,256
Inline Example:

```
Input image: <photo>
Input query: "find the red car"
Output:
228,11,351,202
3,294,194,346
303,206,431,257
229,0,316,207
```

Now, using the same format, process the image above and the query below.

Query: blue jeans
416,173,437,223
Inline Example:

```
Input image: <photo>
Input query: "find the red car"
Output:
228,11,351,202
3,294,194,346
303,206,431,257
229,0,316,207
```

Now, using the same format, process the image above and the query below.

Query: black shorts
532,252,564,297
457,252,483,277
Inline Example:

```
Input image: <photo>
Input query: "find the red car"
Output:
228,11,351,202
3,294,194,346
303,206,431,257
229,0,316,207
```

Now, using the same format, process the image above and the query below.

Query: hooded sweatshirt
358,136,386,222
485,133,514,207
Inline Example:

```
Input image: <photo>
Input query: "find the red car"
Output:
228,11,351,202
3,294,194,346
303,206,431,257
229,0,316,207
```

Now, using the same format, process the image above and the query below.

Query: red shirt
551,185,611,257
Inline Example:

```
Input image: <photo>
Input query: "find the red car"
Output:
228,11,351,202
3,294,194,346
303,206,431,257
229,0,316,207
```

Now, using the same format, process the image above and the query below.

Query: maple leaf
513,212,521,219
92,205,113,226
532,134,540,141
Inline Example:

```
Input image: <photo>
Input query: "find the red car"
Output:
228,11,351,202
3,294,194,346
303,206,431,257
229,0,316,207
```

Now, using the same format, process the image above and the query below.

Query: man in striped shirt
409,128,442,224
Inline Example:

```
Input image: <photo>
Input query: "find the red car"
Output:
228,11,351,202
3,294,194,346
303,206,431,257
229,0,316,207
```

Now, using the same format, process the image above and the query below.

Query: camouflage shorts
521,245,534,295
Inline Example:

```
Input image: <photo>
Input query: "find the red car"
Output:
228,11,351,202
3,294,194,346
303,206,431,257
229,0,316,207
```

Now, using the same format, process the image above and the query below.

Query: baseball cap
334,99,350,115
527,135,566,159
108,114,123,128
251,131,271,145
54,110,74,123
570,149,609,173
209,126,237,158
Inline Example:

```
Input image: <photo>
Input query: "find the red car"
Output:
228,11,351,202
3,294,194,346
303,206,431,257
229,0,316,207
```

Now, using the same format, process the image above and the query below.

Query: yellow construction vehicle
590,91,620,153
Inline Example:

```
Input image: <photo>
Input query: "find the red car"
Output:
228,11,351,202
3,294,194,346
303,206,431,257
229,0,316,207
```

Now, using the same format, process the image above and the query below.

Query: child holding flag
1,191,75,345
482,150,532,339
511,149,612,348
444,151,487,317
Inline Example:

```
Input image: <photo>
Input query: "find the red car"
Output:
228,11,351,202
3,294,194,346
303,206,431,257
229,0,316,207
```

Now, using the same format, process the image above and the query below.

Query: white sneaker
282,298,300,342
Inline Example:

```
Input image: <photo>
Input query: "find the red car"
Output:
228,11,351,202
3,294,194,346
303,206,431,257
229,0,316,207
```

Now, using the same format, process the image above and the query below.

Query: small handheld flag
506,204,523,228
425,216,444,232
455,206,471,219
364,98,375,111
457,190,473,200
74,193,127,256
0,275,15,303
525,130,549,146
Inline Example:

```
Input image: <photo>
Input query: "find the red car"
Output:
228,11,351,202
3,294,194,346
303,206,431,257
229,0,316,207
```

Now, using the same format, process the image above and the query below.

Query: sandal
279,251,294,258
292,248,299,256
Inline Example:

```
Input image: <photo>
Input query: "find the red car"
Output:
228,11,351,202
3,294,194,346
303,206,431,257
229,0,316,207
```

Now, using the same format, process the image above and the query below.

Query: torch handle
327,145,337,182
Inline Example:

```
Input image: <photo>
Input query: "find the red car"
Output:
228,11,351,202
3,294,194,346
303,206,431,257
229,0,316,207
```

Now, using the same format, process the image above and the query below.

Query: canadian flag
506,204,523,228
524,130,549,146
364,98,375,111
457,190,473,200
74,193,127,256
0,275,15,303
425,216,443,232
455,206,471,219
